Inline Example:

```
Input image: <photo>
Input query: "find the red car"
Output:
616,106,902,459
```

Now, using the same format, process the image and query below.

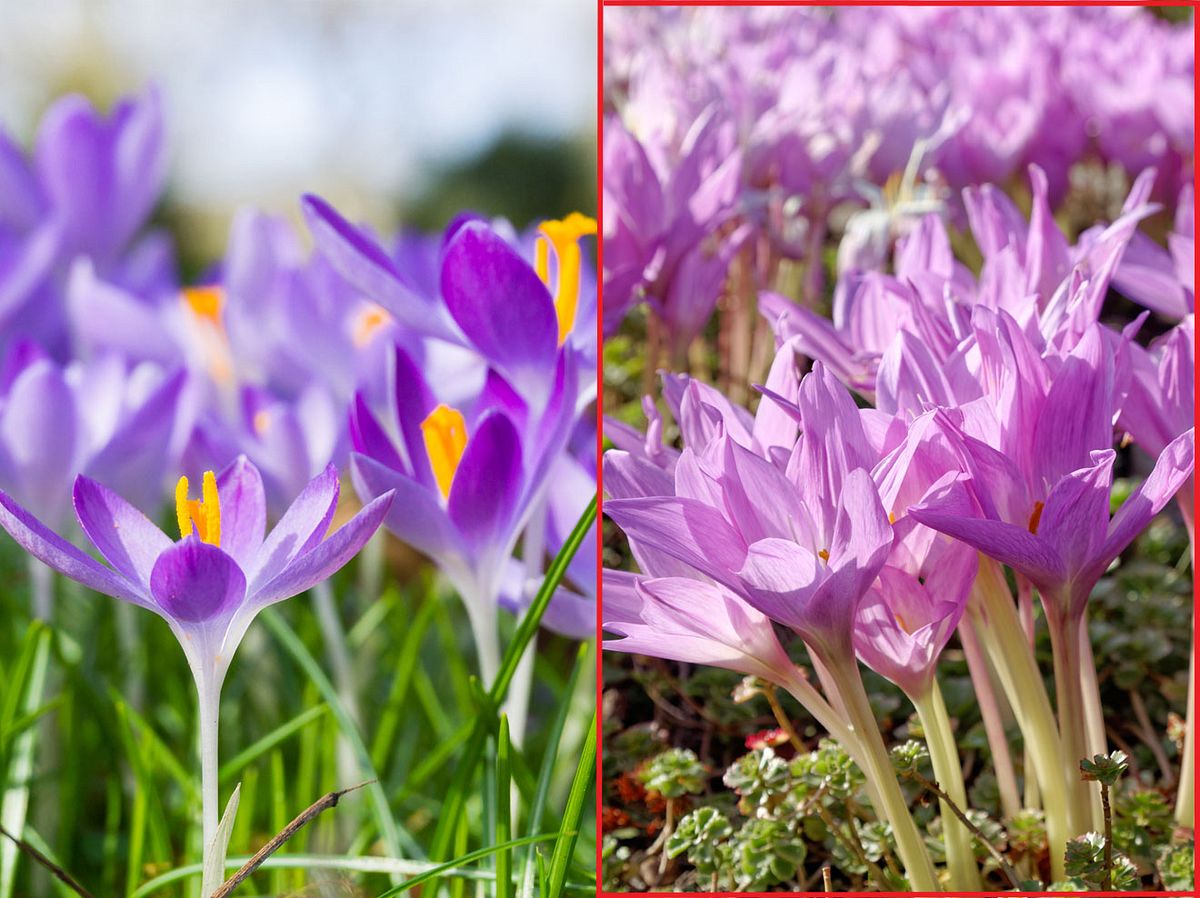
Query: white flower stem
958,617,1021,821
971,559,1070,879
822,651,939,892
195,670,223,890
463,589,501,689
912,681,982,892
29,557,53,621
311,580,359,841
1176,640,1194,826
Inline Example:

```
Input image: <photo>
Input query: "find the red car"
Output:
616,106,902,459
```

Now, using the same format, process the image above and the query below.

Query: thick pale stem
311,580,359,840
1045,609,1102,832
913,682,982,892
1077,617,1107,761
958,617,1021,821
463,587,501,688
1176,641,1194,827
823,652,939,891
972,559,1069,879
505,633,537,750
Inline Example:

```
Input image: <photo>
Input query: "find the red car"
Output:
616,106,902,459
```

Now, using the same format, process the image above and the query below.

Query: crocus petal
0,488,150,608
150,539,247,623
349,392,406,475
215,456,267,569
248,463,339,589
350,452,463,564
0,359,78,523
736,537,821,636
441,221,557,397
250,492,393,608
447,410,523,558
72,475,172,592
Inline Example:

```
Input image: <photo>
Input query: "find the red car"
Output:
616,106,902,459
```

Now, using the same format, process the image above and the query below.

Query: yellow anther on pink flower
352,303,393,348
535,212,597,345
421,404,468,499
175,471,222,546
252,410,272,436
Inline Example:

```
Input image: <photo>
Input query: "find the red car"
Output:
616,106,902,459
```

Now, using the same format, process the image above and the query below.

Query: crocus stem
456,576,501,688
1176,641,1194,827
822,652,938,891
912,681,982,892
1045,607,1102,832
972,558,1069,879
504,632,536,750
958,617,1021,821
195,670,223,890
29,557,52,621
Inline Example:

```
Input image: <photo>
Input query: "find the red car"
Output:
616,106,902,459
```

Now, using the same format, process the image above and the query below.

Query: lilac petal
911,478,1064,589
1101,429,1195,570
350,452,462,563
1030,326,1114,485
440,221,557,393
215,456,267,569
0,487,149,607
150,539,247,624
603,450,673,501
248,463,339,590
73,475,171,592
250,492,393,608
1036,451,1114,582
604,496,748,587
736,537,821,636
753,339,801,451
447,410,524,558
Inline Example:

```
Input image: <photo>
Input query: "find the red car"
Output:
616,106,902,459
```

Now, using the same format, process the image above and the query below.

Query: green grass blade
109,691,198,802
428,497,596,866
260,609,421,866
0,621,51,898
218,703,328,783
545,712,595,898
519,643,589,898
370,594,437,770
373,834,559,898
495,715,512,898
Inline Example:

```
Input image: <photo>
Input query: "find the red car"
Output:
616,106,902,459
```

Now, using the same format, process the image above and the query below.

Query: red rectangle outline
593,1,1200,895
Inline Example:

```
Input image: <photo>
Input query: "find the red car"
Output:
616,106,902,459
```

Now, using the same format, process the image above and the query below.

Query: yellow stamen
174,471,221,546
536,212,597,344
421,404,468,500
818,548,830,561
888,511,896,525
181,286,225,327
1028,500,1045,535
253,410,272,436
352,303,393,348
895,611,914,635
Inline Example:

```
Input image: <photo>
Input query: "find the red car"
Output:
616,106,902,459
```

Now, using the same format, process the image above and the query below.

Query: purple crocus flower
0,455,393,865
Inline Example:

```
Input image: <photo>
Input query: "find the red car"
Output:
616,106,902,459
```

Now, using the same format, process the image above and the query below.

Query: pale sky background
0,0,596,232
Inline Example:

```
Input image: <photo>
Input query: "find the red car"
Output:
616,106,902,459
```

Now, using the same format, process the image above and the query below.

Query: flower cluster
603,6,1194,346
603,137,1194,895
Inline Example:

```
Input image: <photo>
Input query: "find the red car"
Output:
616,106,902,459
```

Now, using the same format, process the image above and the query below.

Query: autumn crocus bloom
0,456,393,875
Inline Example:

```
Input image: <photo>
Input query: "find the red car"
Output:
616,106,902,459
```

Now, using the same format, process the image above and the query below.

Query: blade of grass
544,713,595,898
218,704,328,783
109,692,197,803
519,643,588,898
370,594,437,770
0,622,51,898
427,497,596,869
129,853,497,898
260,609,421,865
373,834,559,898
496,715,512,898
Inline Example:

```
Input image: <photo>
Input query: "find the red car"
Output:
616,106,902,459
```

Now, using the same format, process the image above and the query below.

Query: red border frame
593,1,1200,895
